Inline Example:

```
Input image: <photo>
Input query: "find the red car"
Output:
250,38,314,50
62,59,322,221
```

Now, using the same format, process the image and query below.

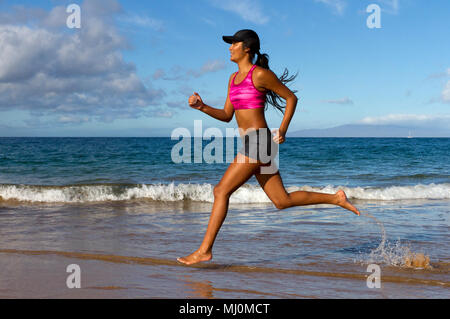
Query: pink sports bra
229,65,266,110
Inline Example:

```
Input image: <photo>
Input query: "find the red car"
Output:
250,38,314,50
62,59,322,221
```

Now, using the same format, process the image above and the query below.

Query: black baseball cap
222,29,260,50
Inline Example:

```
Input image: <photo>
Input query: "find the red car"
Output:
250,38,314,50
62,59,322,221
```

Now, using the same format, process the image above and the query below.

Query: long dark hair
244,41,298,115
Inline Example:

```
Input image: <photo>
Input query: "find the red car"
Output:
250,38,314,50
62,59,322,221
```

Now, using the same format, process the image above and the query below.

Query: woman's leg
254,169,360,215
177,153,261,265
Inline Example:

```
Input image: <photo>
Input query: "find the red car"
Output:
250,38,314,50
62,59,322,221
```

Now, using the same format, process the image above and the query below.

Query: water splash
356,213,431,269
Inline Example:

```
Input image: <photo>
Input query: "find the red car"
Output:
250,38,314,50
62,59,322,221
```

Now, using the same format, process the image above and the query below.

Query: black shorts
238,128,278,163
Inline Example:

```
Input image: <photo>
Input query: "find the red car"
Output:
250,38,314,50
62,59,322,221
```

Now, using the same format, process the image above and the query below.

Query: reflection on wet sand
181,276,214,299
179,275,302,298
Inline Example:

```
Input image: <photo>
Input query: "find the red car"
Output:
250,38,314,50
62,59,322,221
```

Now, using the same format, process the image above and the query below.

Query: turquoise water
1,137,449,187
0,137,449,298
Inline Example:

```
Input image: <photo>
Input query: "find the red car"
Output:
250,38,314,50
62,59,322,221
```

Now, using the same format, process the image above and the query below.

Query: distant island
2,124,450,138
286,124,450,138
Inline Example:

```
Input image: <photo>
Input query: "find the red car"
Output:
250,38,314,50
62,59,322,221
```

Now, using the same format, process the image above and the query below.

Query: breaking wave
0,182,449,204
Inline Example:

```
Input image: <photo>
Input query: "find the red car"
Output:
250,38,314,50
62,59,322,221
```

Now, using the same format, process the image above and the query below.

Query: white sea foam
0,182,449,203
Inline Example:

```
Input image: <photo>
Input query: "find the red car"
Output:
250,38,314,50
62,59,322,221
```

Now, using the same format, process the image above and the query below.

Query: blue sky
0,0,449,136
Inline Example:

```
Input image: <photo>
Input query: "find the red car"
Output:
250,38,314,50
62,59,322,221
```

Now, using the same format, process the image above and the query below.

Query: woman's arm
278,94,298,135
255,68,298,138
199,103,233,123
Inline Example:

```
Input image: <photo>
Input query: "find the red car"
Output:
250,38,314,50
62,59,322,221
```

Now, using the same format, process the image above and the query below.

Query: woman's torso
230,65,269,135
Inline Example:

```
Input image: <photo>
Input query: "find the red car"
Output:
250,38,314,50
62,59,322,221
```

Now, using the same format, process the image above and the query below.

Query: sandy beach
1,199,448,299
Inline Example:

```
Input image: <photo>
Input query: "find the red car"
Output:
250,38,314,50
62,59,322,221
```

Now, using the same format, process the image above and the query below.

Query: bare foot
335,189,360,216
177,250,212,265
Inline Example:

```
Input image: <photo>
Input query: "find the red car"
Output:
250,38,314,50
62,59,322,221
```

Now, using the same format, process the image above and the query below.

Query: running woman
177,29,360,265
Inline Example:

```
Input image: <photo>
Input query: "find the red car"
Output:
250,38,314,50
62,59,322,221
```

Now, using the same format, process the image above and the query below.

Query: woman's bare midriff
235,108,269,136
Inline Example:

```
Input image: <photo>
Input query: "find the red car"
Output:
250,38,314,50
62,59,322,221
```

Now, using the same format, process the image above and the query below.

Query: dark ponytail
248,46,298,115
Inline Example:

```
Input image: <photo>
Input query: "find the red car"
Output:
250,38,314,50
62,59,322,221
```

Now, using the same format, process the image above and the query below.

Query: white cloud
359,113,450,128
57,115,90,124
202,18,217,27
209,0,269,24
0,0,168,125
166,101,187,109
442,68,450,103
118,13,165,32
152,69,165,80
379,0,400,15
324,0,401,16
314,0,347,15
322,97,354,105
196,59,226,76
154,59,226,81
442,81,450,103
148,110,175,118
427,67,450,103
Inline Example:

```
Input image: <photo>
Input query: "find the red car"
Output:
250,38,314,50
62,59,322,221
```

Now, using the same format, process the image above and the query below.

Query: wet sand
0,248,448,299
0,199,449,298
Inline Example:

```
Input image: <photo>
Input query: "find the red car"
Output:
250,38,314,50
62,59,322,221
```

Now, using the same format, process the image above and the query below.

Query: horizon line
1,136,449,138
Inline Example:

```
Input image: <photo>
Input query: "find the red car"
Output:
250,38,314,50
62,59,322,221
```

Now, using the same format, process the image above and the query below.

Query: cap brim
222,36,234,44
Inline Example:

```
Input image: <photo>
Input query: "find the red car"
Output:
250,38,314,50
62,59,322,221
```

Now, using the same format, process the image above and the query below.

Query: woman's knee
273,196,291,210
213,184,231,198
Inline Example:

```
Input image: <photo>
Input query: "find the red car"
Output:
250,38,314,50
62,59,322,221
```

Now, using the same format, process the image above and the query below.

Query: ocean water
0,137,449,298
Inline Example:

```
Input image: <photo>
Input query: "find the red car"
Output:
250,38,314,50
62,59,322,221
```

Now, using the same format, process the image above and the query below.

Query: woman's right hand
188,92,204,110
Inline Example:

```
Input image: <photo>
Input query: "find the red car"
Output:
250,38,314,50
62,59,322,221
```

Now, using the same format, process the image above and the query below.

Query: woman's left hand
272,128,286,144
